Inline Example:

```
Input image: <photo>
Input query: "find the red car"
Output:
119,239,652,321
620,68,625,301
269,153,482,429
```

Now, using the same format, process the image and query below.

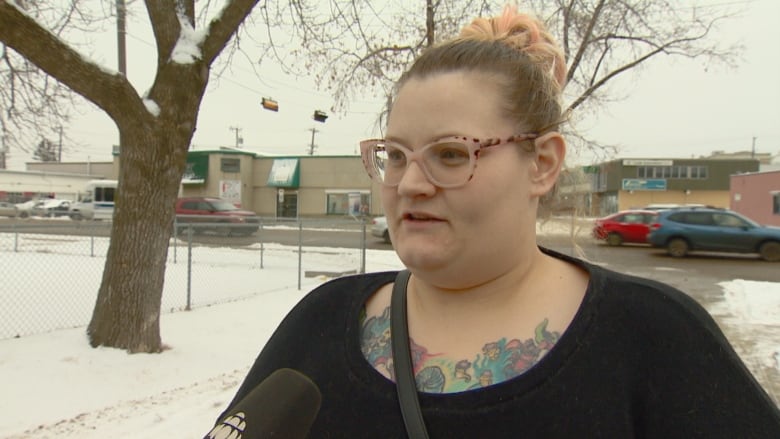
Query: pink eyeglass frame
359,133,539,188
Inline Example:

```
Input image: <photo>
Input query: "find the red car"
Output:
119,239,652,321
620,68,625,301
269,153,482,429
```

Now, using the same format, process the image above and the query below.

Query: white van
69,180,118,220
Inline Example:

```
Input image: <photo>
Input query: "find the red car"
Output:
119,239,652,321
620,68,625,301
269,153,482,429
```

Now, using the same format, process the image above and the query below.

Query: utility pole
751,136,756,159
229,126,243,148
308,128,319,155
0,135,6,169
57,125,63,162
116,0,127,76
116,0,126,153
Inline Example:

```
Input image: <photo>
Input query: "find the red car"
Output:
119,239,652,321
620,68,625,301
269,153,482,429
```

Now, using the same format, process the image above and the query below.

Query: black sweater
222,251,780,438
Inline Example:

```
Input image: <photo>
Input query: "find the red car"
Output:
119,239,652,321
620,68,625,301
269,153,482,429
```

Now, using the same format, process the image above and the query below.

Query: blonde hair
396,6,567,134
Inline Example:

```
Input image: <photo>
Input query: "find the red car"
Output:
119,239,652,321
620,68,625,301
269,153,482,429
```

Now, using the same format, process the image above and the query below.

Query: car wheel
382,230,391,244
666,238,689,258
759,241,780,262
606,232,623,246
19,211,29,219
71,212,83,221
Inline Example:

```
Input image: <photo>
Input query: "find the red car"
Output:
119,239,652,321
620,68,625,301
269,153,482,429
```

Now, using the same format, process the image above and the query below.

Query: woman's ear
529,132,566,197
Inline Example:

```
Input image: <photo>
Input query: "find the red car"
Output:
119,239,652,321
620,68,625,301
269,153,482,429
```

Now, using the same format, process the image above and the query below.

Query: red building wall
730,170,780,226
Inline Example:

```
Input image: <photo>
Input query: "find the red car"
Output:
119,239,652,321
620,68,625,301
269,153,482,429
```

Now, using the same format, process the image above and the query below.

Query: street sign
621,178,667,191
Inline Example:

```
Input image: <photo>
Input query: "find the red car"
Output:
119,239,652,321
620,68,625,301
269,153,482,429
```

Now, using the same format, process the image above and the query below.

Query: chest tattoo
359,306,560,393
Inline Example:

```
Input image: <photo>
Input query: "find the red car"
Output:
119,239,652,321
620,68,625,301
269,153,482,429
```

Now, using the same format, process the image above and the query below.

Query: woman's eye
433,144,470,165
386,147,407,165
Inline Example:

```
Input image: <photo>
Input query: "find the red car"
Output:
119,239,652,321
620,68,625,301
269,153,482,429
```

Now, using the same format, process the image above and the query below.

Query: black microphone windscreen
204,368,322,439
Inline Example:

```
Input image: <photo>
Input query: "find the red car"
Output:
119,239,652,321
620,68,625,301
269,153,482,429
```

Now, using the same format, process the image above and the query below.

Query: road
1,217,776,283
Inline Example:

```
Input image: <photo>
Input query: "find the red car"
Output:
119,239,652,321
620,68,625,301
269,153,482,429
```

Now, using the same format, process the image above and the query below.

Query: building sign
621,178,667,191
266,159,300,188
219,180,241,206
182,154,209,184
622,159,674,167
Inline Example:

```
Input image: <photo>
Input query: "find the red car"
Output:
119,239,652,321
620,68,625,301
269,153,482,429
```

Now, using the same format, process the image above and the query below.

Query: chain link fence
0,218,370,340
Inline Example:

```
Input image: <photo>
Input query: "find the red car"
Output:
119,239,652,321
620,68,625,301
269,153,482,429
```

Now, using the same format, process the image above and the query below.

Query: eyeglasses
359,133,538,188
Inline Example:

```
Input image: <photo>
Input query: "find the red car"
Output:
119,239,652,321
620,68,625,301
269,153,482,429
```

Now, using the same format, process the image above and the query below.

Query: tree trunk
87,62,207,353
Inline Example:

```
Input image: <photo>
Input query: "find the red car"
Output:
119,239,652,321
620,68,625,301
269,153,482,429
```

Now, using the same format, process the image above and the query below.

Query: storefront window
327,192,370,215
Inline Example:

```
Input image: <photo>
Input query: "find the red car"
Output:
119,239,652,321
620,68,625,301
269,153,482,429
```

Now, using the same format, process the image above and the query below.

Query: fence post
259,221,264,269
298,219,302,290
186,224,193,310
172,217,178,264
360,219,366,273
13,222,18,252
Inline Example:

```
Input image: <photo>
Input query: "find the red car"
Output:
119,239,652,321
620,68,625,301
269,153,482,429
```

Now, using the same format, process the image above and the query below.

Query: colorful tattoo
360,306,560,393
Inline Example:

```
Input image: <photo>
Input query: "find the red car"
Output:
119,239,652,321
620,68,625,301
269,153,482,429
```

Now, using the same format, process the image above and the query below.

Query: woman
217,7,780,437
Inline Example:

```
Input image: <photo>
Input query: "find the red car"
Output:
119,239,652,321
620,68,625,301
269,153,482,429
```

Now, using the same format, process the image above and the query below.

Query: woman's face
383,70,545,288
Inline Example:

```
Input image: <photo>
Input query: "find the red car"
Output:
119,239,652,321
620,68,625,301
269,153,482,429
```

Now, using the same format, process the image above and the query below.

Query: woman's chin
394,238,451,272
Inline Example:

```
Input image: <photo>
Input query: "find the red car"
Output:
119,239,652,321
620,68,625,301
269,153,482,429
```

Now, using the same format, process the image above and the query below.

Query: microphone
204,368,322,439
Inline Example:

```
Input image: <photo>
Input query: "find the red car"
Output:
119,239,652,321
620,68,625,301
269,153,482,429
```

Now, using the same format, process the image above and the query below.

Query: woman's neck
407,247,550,329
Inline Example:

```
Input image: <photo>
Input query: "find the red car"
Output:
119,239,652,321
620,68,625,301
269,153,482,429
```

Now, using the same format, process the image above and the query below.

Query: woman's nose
396,160,436,196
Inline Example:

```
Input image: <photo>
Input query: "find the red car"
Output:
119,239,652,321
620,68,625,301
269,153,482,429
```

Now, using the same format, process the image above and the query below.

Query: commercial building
730,170,780,226
178,149,377,218
582,158,760,216
9,149,774,222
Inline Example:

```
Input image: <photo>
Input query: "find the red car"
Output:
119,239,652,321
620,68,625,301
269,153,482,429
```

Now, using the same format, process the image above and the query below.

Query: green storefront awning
267,158,300,188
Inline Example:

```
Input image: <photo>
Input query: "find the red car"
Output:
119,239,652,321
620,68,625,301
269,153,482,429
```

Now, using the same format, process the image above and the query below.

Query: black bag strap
391,270,430,439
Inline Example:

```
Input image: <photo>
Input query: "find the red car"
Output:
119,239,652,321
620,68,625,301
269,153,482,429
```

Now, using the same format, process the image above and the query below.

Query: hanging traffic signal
313,110,328,122
261,97,279,112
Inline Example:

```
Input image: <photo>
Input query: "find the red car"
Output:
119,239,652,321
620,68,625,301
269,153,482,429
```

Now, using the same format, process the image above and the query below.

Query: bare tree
0,0,261,352
33,137,58,162
264,0,741,149
0,1,89,157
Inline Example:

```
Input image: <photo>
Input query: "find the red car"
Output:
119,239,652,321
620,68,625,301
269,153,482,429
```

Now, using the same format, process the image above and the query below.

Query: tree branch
144,0,181,69
201,0,260,66
566,0,606,85
0,1,141,122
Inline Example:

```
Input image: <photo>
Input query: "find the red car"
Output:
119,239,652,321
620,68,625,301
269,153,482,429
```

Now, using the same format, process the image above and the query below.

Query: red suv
175,197,259,236
592,209,658,246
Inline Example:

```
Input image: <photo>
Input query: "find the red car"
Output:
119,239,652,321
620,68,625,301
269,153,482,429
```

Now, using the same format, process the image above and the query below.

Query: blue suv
647,207,780,262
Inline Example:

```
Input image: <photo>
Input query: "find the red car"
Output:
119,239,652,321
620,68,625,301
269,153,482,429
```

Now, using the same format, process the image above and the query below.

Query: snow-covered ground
0,224,777,438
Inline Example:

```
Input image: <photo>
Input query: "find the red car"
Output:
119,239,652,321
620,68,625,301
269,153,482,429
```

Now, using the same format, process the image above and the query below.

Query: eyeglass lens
371,141,473,186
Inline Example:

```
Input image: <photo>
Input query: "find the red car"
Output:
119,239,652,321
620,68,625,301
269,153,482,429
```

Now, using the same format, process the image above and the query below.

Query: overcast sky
5,0,779,170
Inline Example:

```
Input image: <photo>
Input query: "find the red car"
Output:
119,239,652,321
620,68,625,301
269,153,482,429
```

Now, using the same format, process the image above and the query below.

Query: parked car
68,200,95,220
31,199,73,218
175,197,259,236
0,201,19,218
642,203,707,211
371,216,390,243
647,207,780,261
592,210,658,246
15,200,47,218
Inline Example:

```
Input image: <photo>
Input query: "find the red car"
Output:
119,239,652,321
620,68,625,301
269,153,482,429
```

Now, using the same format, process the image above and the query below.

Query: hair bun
460,6,567,90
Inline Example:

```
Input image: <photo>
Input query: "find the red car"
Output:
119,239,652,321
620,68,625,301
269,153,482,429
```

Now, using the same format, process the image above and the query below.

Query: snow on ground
0,221,777,438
